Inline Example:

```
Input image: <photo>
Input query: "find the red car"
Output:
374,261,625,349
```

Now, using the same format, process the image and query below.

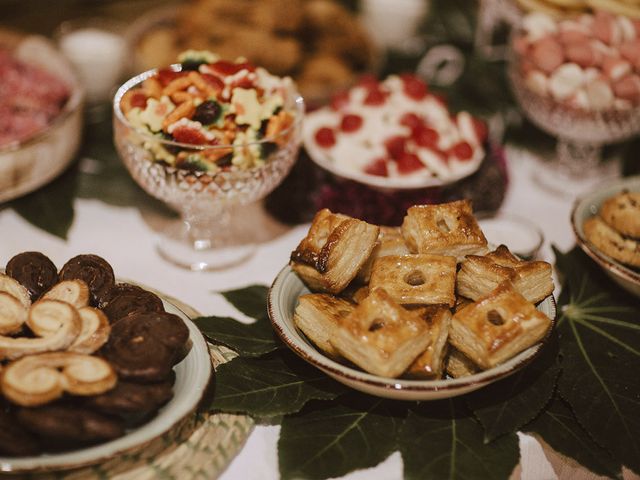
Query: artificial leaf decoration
210,349,346,417
219,285,269,320
466,331,560,442
399,399,520,480
194,315,279,357
278,395,404,480
525,395,622,479
554,246,640,475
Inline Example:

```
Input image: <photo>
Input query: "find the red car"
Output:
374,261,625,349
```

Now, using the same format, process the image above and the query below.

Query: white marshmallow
549,63,585,101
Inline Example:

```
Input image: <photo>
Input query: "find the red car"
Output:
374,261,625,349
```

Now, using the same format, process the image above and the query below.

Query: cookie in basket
600,190,640,240
583,216,640,268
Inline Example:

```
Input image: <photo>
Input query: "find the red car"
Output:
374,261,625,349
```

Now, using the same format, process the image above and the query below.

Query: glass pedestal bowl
113,68,304,271
508,59,640,197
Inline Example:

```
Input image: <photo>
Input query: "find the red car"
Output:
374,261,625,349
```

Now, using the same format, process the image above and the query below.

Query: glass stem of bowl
556,138,602,177
183,201,232,251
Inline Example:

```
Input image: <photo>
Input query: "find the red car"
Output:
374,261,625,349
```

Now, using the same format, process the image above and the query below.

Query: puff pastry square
290,209,380,293
405,305,452,379
294,293,355,359
369,254,457,306
445,347,479,378
357,226,411,283
401,200,488,261
456,245,554,304
332,288,431,378
449,281,552,369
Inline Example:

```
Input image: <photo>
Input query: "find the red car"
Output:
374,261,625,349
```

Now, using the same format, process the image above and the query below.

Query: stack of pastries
290,200,555,379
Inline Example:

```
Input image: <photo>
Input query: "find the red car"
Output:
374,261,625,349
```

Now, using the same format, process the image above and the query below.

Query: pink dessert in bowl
303,73,487,190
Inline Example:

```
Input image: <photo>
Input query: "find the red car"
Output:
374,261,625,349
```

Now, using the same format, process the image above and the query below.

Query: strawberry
156,68,185,86
340,114,363,133
172,126,209,145
330,90,350,111
450,141,474,160
472,117,488,144
384,135,407,160
209,60,255,76
413,125,439,148
130,91,148,109
315,127,336,148
364,88,388,106
201,73,224,91
364,158,389,176
399,112,423,132
396,152,424,173
400,73,428,100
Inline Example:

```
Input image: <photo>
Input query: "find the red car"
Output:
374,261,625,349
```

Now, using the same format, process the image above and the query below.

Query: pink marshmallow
613,74,640,103
565,41,600,68
532,36,565,74
593,11,622,46
602,56,632,82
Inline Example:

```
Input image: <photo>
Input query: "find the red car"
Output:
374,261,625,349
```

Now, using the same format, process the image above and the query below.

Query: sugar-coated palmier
290,209,379,294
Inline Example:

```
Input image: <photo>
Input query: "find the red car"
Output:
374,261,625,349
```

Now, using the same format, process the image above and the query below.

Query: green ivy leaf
399,399,520,480
526,395,622,479
219,285,269,320
278,394,404,480
193,314,279,356
210,349,346,417
466,331,561,442
554,246,640,475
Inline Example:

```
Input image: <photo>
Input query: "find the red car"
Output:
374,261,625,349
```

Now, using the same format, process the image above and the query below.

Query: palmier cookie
59,254,115,306
17,404,124,445
100,283,165,323
6,251,58,301
0,410,40,457
600,191,640,239
85,379,174,416
101,312,189,383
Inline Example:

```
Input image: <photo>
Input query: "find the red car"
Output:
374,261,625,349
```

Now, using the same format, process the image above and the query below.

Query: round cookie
59,254,115,306
583,216,640,268
100,283,165,323
85,379,174,416
600,190,640,239
5,251,58,301
0,410,40,456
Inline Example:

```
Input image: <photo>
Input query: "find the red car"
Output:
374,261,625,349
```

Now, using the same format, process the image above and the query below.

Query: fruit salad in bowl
303,74,487,190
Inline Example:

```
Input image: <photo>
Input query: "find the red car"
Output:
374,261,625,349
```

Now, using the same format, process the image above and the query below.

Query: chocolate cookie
17,404,124,444
0,410,40,456
85,379,174,416
59,254,115,306
101,312,188,382
100,283,165,323
6,251,58,301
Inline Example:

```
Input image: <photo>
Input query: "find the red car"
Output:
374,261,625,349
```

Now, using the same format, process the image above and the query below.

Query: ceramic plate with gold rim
268,265,556,401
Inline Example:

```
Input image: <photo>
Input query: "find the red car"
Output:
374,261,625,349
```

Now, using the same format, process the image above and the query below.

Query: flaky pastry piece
445,347,479,378
600,190,640,239
0,291,27,335
68,307,111,355
294,293,355,359
405,305,452,379
456,245,554,304
369,254,457,307
0,273,31,310
331,288,431,378
290,209,379,294
357,226,411,283
584,216,640,268
449,281,552,369
42,279,90,309
401,200,488,262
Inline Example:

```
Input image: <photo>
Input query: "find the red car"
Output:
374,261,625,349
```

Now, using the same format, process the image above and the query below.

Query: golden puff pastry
405,305,452,379
445,347,479,378
449,282,552,369
290,209,380,294
456,245,554,304
294,293,355,360
583,216,640,268
369,254,457,307
600,190,640,239
331,288,431,378
401,200,488,262
357,226,411,283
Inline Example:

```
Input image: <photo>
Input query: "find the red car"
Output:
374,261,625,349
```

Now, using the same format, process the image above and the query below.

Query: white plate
268,265,556,401
0,292,212,473
571,175,640,299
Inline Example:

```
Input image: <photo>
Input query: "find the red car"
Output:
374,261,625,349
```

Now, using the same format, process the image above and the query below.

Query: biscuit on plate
456,245,554,303
290,209,379,294
405,305,452,379
294,293,355,359
401,200,488,262
369,254,457,306
357,226,411,283
600,190,640,239
445,347,479,378
331,288,431,378
449,281,552,369
583,216,640,268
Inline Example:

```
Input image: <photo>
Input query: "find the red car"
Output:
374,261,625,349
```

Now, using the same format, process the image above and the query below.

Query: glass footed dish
113,67,304,271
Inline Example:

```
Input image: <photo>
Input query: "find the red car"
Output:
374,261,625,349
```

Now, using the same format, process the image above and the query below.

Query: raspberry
399,112,423,132
201,74,224,91
364,158,388,177
451,141,474,160
315,127,336,148
400,73,428,100
172,126,208,145
364,88,388,106
396,153,424,173
384,136,407,160
340,114,363,132
330,91,350,111
413,125,439,148
472,117,488,144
